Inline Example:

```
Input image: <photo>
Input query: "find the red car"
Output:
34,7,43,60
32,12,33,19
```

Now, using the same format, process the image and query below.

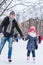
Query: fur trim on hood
29,32,36,37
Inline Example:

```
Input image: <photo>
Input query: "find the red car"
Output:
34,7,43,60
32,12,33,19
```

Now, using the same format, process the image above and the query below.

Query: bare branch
0,0,7,8
0,0,13,16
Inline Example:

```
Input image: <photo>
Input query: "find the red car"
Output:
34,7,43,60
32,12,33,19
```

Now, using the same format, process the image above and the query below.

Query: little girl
24,26,38,61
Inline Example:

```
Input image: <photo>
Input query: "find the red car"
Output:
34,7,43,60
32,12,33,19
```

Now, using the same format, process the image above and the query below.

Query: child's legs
32,50,35,57
27,50,30,57
8,37,13,59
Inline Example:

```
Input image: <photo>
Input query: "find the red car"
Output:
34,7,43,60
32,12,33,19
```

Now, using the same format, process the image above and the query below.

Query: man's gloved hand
22,37,24,40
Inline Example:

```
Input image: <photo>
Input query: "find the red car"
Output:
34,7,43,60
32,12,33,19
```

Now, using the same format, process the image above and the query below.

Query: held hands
17,33,26,41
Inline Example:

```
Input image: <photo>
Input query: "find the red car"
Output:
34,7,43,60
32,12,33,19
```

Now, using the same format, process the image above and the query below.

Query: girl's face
28,30,35,34
31,30,35,33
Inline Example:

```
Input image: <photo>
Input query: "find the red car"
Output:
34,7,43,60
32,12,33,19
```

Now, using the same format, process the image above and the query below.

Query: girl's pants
27,50,35,57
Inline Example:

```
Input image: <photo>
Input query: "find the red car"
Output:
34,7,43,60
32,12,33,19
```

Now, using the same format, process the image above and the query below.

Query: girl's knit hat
29,26,36,32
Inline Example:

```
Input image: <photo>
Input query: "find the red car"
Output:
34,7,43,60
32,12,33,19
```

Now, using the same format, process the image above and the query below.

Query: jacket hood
29,32,36,37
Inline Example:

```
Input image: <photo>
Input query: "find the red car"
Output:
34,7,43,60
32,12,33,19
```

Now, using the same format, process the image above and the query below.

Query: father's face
9,14,15,19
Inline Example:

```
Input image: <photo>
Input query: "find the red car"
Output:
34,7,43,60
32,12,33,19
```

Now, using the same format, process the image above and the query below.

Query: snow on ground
0,39,43,65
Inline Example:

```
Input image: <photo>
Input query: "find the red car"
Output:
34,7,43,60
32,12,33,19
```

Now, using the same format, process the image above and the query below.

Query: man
0,11,23,62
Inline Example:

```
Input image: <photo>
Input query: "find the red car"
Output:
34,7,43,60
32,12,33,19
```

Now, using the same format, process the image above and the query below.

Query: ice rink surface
0,39,43,65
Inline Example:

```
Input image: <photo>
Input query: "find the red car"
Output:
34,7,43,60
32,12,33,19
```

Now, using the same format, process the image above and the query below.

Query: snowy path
0,39,43,65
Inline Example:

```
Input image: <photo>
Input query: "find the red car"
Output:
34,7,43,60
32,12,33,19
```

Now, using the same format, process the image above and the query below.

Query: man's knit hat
10,11,15,15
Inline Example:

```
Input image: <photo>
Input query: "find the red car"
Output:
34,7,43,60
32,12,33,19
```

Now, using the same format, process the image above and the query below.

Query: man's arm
14,20,23,37
0,17,8,33
0,20,5,33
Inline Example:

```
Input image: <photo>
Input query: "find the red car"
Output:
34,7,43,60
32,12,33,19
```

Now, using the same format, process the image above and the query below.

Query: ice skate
27,57,30,63
8,58,12,62
32,57,35,63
